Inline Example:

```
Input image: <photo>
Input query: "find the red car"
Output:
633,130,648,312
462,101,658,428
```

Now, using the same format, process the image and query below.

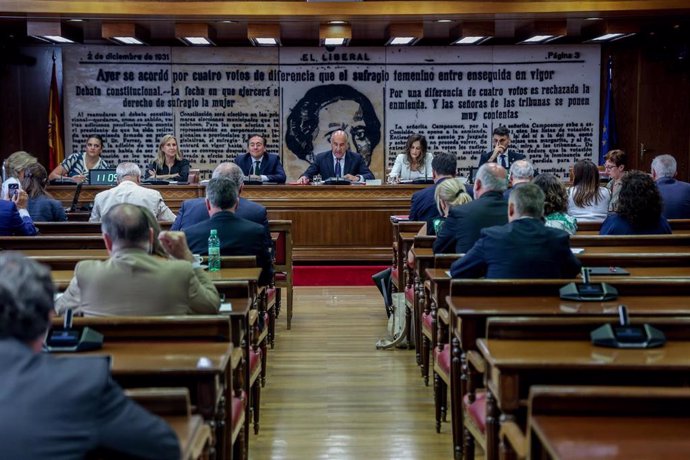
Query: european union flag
600,56,617,165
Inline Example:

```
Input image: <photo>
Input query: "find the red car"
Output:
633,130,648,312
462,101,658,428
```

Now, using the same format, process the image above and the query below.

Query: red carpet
294,265,387,287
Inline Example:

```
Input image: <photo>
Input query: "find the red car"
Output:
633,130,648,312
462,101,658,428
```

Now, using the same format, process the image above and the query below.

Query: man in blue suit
0,188,37,236
172,162,269,242
0,252,180,459
450,184,581,279
652,154,690,219
184,177,273,286
477,126,526,169
433,162,508,253
298,130,374,184
234,134,286,184
408,152,457,227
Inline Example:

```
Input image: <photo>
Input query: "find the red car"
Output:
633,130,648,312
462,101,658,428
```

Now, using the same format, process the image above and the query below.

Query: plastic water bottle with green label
208,229,221,272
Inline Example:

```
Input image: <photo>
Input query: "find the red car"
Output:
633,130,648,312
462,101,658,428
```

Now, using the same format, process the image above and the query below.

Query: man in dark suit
184,177,273,286
652,154,690,219
450,183,581,279
434,162,509,254
0,252,180,459
298,130,374,183
408,151,457,225
234,134,287,184
172,163,269,244
477,126,526,169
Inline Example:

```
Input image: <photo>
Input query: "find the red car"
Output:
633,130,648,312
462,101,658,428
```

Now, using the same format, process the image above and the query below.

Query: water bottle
208,229,221,272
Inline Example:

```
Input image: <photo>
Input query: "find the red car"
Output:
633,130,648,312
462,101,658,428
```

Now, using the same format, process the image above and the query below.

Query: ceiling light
436,19,453,24
248,23,281,46
328,21,347,25
517,21,566,44
320,23,351,47
583,20,637,43
451,22,493,46
175,23,216,46
102,23,148,45
28,21,80,44
386,23,423,46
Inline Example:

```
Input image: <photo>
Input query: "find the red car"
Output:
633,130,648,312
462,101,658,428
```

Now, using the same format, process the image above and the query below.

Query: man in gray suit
56,203,220,316
0,252,180,459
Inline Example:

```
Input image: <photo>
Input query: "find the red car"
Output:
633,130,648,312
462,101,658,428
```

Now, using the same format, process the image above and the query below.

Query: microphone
581,267,591,284
63,307,74,330
618,304,629,327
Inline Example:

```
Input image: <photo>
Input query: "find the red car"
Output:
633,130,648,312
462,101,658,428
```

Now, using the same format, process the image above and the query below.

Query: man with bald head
298,130,374,184
56,203,220,316
172,162,268,233
433,162,509,254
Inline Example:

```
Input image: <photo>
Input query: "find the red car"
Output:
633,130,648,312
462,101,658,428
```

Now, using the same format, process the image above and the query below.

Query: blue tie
499,154,507,168
335,159,342,177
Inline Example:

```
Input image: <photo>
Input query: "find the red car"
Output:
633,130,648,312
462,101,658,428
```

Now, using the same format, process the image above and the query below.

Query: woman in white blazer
389,134,434,181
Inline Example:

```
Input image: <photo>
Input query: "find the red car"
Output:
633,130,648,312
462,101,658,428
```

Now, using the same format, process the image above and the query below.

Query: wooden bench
577,218,690,234
270,220,294,330
34,221,172,235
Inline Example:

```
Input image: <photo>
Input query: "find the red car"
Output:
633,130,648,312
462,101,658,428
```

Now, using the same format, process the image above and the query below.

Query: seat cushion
463,390,487,434
266,287,276,303
231,395,245,432
433,344,450,375
391,268,399,284
405,286,414,304
249,348,262,373
274,272,287,281
422,312,433,334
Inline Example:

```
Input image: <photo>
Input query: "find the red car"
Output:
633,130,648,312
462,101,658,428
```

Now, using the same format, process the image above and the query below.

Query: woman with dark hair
533,173,577,235
567,160,610,222
21,163,66,222
389,134,434,182
145,134,190,182
600,170,671,235
49,135,109,184
604,149,627,212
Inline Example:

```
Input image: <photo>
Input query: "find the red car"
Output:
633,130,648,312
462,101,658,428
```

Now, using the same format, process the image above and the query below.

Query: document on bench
571,247,585,254
219,302,233,313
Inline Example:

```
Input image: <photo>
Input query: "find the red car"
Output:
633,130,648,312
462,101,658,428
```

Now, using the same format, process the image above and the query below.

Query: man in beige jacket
56,203,219,316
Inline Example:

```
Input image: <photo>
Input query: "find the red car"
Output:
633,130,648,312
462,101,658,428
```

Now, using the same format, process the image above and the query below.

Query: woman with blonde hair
146,134,190,182
21,163,66,222
567,160,611,222
2,150,37,199
431,177,472,235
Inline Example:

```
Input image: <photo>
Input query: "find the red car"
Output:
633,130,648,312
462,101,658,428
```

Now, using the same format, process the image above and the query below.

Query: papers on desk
219,302,233,313
571,247,585,254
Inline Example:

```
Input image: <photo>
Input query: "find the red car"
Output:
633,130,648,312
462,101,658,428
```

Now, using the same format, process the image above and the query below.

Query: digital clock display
89,169,118,186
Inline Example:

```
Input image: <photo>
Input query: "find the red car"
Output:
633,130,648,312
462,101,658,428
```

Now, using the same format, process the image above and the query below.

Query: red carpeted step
294,265,388,287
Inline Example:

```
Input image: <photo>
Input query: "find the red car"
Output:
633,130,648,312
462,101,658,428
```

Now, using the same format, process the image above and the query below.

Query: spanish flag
48,53,65,171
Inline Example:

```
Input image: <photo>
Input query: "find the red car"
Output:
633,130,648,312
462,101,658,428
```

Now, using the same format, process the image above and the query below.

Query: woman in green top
533,173,577,235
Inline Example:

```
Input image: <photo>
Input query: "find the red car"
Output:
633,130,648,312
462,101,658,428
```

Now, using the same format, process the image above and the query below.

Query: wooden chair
270,220,294,330
504,385,690,459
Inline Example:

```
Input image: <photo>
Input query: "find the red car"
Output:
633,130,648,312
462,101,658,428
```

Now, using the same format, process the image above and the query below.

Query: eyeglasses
604,164,617,170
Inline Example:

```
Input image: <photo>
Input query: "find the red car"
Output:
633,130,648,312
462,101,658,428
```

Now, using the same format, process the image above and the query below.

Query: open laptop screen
89,169,117,186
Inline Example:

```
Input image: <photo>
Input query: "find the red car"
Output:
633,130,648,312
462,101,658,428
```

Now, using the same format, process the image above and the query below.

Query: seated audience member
0,252,180,459
408,151,457,225
0,188,38,236
49,135,109,184
184,177,273,286
652,154,690,219
145,134,190,182
298,130,374,184
433,162,508,254
234,134,287,184
600,170,672,235
389,133,434,182
429,177,472,235
604,149,627,212
503,159,534,200
171,163,270,244
56,203,219,316
450,184,581,279
567,159,611,222
90,162,176,222
20,163,66,222
478,126,526,168
2,150,37,199
533,173,577,235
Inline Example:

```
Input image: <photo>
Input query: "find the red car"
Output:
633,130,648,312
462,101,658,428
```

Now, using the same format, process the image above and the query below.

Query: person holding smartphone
2,150,37,200
0,182,38,236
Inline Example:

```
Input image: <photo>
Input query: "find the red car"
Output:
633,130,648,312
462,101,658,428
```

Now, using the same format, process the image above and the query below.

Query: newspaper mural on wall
63,45,599,181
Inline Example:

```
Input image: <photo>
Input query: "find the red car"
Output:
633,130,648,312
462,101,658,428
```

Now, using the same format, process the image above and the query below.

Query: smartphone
8,183,19,198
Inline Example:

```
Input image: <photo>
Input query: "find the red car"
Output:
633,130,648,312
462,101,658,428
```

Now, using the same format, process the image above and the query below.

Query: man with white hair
89,162,176,222
651,154,690,219
450,184,581,279
433,162,509,254
503,159,534,200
